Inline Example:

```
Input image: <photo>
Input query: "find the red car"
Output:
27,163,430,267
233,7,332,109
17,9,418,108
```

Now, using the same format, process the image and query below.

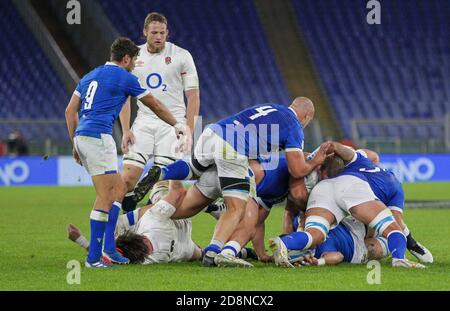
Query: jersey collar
288,107,298,118
105,61,119,67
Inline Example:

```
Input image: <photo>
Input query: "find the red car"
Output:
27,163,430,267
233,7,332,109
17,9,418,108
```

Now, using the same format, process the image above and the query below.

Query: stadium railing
351,114,450,153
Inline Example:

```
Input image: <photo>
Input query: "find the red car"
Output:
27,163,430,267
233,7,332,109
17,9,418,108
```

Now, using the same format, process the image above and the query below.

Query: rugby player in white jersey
120,12,200,212
68,183,203,264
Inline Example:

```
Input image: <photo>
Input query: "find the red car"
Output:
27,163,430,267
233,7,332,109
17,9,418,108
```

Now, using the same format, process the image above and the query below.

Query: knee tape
123,152,148,169
304,215,330,239
369,209,396,236
219,177,250,201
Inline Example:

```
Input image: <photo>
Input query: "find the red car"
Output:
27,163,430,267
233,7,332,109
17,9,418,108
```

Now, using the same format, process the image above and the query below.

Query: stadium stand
292,0,450,141
98,0,291,122
0,0,70,140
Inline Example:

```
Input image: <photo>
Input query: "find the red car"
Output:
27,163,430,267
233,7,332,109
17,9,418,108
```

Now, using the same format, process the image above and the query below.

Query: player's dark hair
115,231,150,264
322,154,345,178
110,37,140,62
144,12,168,29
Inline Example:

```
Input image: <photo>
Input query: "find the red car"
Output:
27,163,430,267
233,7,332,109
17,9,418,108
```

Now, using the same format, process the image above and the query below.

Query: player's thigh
154,123,183,163
306,180,342,226
349,200,387,225
194,167,222,201
171,186,214,219
123,120,156,169
333,175,378,214
74,134,118,176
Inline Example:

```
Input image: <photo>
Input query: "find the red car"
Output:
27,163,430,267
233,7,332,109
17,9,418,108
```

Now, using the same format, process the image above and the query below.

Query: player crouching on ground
269,142,426,269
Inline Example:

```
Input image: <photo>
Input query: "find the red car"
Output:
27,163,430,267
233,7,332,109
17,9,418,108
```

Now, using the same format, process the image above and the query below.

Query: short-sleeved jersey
132,42,198,122
314,221,355,262
256,155,290,209
211,104,304,158
74,62,149,138
337,151,405,209
133,202,193,264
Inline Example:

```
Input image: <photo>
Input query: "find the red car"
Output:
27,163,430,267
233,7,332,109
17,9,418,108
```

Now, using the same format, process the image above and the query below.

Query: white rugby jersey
132,42,199,122
133,201,194,264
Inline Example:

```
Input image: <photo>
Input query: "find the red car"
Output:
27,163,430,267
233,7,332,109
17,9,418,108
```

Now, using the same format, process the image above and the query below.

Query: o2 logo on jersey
146,73,167,91
0,160,30,186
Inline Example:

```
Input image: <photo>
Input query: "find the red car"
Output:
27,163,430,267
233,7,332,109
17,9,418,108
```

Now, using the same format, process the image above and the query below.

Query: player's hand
67,224,81,242
121,130,135,154
301,254,318,266
72,148,82,166
174,123,192,153
313,142,331,165
258,253,273,263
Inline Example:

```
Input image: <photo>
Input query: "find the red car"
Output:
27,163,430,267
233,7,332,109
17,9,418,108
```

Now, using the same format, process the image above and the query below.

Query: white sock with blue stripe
221,241,241,256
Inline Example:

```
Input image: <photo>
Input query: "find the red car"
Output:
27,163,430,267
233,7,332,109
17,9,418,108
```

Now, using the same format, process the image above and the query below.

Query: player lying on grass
269,142,426,269
69,183,202,264
68,173,258,265
287,215,389,266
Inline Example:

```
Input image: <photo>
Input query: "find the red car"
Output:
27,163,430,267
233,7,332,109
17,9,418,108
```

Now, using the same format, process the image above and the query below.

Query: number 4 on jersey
249,105,277,120
84,81,98,110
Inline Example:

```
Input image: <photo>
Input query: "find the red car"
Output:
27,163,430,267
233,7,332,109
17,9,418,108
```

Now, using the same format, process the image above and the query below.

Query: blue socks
103,202,121,254
387,230,407,259
205,239,224,255
161,160,192,180
280,231,313,250
87,209,109,263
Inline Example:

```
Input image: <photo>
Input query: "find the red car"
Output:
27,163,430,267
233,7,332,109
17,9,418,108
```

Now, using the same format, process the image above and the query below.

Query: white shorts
341,217,369,264
193,127,248,180
306,175,377,226
172,218,196,262
194,166,257,200
74,134,118,176
123,115,183,169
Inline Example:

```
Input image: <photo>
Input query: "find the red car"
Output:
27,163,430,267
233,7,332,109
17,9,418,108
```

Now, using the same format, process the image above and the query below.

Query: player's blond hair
144,12,168,29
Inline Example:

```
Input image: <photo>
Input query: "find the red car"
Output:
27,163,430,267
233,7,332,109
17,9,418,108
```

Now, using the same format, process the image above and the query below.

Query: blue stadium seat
0,0,70,140
292,0,449,139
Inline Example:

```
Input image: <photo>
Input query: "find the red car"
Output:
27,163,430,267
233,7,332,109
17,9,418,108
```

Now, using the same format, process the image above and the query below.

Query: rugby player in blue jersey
288,215,389,266
65,37,190,268
269,142,426,268
132,98,330,266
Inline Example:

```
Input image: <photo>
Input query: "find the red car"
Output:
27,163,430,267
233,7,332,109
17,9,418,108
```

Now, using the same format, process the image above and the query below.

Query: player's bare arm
119,96,135,154
328,141,356,163
185,88,200,135
302,252,344,266
64,93,82,165
286,142,330,178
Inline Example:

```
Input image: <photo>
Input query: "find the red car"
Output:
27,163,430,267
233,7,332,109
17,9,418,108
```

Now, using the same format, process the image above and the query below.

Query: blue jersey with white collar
211,104,304,158
338,151,404,209
74,62,149,138
256,154,290,209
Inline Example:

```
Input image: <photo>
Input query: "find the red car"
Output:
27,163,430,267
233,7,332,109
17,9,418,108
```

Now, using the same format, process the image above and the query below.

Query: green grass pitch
1,183,449,290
